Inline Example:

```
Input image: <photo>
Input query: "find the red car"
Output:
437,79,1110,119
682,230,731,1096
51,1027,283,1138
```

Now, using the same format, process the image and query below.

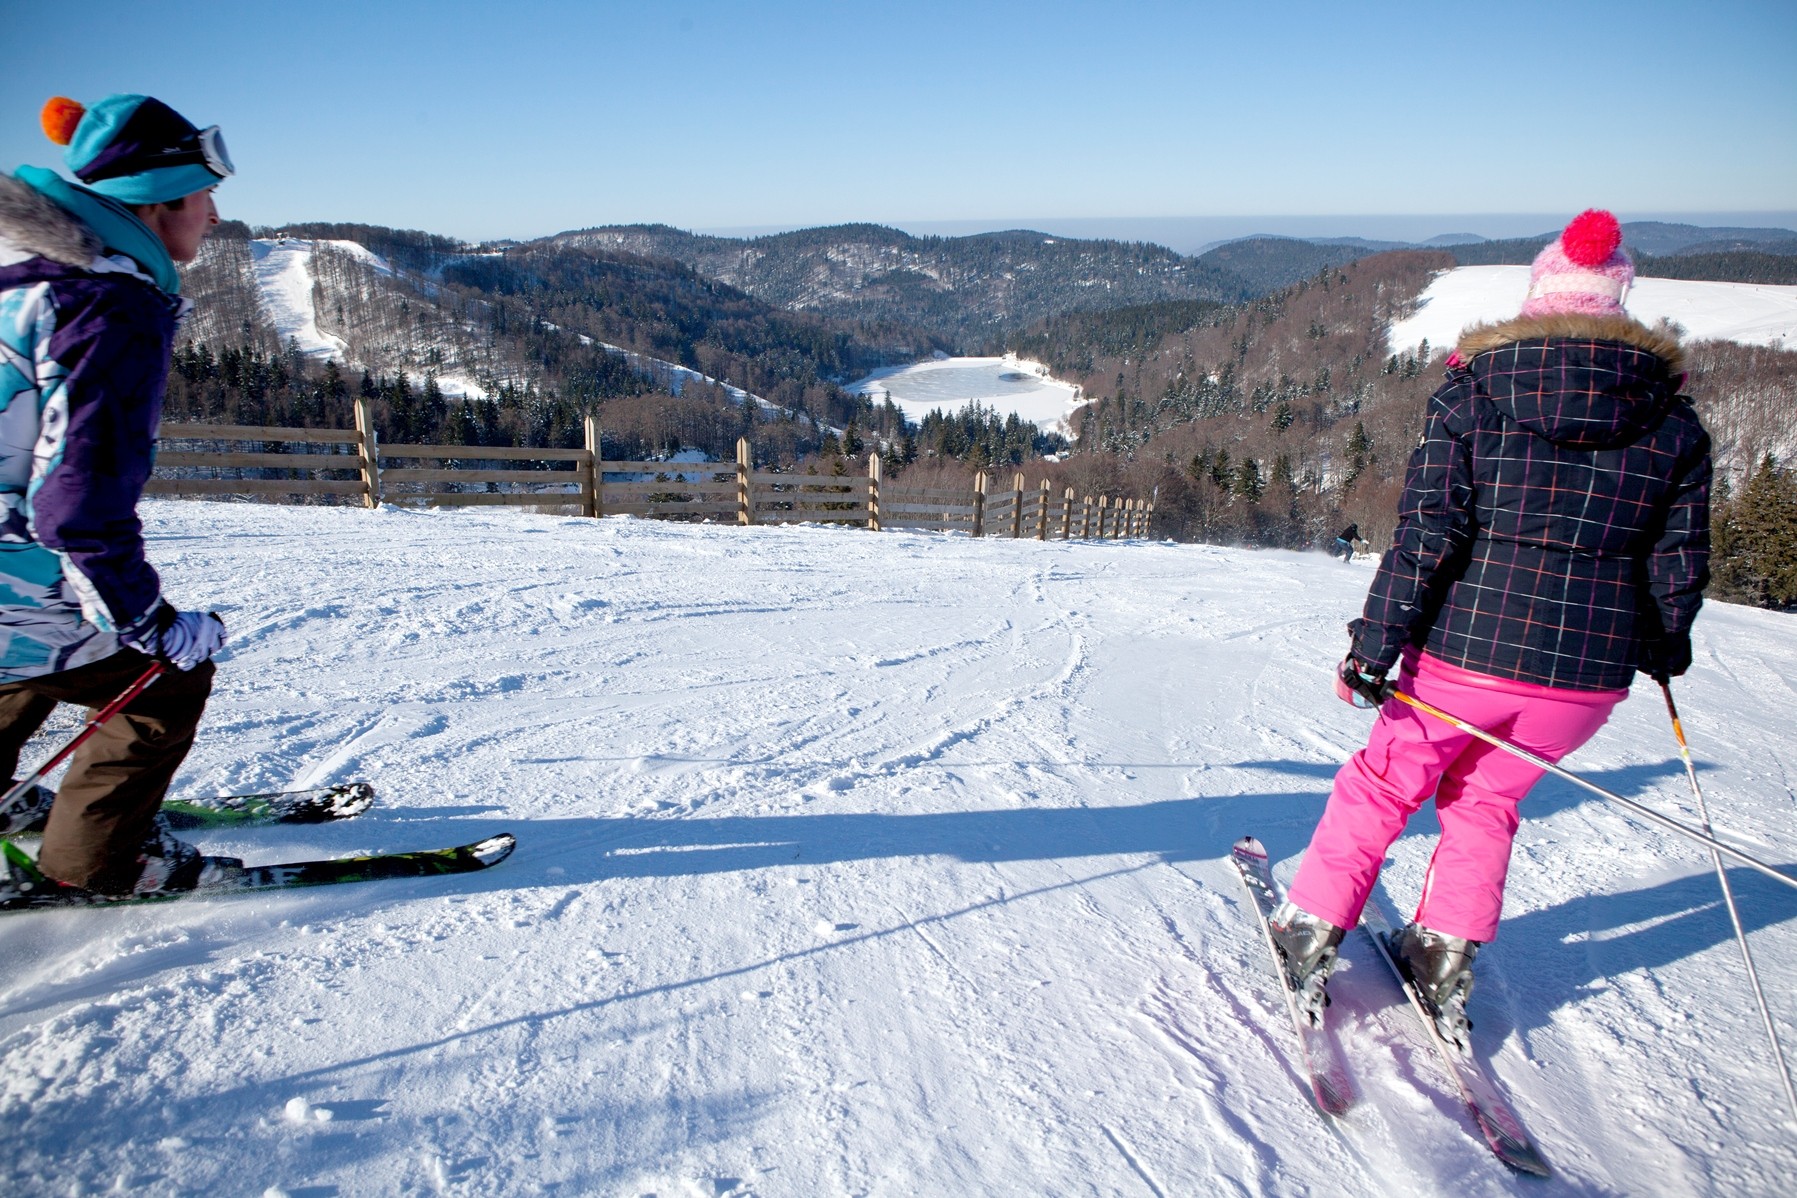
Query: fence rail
148,399,1155,539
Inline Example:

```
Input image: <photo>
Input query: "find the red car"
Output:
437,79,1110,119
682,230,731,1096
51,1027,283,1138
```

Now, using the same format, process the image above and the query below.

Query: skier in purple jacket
1266,211,1712,1045
0,95,236,895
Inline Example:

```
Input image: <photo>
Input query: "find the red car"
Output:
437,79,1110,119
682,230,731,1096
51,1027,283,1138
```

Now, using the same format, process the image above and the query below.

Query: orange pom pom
40,97,85,146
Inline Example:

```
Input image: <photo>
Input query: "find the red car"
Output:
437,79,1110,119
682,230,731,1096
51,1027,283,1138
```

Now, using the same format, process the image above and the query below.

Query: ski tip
1233,835,1268,859
334,782,377,817
1491,1139,1552,1178
1314,1077,1357,1118
468,834,516,868
1480,1117,1552,1176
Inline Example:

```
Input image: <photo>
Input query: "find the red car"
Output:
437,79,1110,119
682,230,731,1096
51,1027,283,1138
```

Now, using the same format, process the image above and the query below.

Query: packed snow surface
1388,266,1797,356
3,503,1795,1196
852,355,1083,438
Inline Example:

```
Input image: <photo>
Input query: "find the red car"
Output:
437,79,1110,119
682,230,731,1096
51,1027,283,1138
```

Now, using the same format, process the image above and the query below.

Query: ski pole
1661,681,1797,1126
1388,689,1797,894
0,661,166,815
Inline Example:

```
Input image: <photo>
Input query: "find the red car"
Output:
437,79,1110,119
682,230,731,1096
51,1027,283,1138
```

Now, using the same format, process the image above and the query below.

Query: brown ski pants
0,650,214,893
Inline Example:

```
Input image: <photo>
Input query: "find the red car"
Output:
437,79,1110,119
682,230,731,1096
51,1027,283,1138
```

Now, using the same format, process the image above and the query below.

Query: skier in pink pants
1267,210,1712,1043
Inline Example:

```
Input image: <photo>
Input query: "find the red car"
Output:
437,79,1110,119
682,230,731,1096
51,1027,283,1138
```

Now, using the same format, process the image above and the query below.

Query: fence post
867,452,882,532
1061,486,1074,540
1011,472,1024,539
972,470,987,537
736,438,753,526
354,396,380,508
1036,478,1050,540
1080,495,1092,539
583,415,601,518
1098,495,1110,538
1147,486,1157,539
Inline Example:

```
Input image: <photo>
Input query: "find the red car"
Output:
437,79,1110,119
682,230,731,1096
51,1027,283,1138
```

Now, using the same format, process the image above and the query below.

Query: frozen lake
851,355,1085,439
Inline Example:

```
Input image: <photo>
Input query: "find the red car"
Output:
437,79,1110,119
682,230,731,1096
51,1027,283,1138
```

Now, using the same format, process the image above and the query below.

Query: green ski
5,782,375,837
1,833,515,911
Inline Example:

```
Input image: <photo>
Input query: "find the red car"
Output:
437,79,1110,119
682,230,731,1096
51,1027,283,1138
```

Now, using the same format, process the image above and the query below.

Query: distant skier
0,95,235,896
1267,211,1711,1042
1330,523,1360,562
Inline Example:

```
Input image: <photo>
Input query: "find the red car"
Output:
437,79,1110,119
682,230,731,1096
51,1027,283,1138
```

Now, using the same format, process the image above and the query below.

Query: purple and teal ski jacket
1351,312,1711,692
0,170,184,681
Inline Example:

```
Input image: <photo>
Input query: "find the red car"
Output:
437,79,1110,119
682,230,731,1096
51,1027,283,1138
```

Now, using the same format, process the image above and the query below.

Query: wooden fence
147,399,1155,539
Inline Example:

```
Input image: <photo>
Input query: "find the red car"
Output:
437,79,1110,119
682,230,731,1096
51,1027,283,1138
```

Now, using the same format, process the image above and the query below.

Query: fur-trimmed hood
1448,312,1688,451
0,168,181,294
0,171,103,267
1455,312,1685,377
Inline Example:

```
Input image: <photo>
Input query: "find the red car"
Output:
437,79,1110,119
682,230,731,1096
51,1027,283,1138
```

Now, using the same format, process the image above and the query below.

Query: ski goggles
85,124,235,183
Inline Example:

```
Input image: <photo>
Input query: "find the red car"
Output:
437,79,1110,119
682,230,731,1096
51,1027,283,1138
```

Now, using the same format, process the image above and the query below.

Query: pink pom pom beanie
1520,209,1634,318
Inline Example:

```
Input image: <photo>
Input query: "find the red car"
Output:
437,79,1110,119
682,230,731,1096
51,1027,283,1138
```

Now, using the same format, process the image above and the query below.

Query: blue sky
5,0,1793,247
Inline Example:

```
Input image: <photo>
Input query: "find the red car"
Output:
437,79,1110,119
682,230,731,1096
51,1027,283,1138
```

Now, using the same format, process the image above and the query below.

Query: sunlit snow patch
1389,266,1797,357
851,354,1085,439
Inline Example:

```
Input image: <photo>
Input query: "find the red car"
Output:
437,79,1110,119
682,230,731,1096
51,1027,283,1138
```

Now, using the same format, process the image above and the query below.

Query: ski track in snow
1,501,1794,1195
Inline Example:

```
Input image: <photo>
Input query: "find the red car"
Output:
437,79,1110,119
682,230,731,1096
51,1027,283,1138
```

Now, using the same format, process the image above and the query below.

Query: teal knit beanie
41,94,229,205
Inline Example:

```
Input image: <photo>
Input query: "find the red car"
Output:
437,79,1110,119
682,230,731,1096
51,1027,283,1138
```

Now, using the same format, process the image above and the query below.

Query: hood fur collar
1455,312,1684,377
0,172,102,267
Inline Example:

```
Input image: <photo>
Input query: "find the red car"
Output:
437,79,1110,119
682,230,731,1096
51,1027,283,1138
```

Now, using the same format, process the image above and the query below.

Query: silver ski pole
1389,688,1797,894
1660,681,1797,1127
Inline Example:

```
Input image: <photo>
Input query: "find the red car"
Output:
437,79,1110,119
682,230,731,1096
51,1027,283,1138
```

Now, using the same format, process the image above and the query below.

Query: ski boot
132,815,243,895
1268,901,1347,1024
1391,923,1480,1051
0,780,56,836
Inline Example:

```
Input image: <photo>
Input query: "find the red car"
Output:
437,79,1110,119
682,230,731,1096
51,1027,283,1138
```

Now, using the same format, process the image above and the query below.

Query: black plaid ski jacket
1351,312,1711,691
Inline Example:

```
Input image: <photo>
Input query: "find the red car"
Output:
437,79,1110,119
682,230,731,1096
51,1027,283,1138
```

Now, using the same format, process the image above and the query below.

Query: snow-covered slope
1389,266,1797,356
249,239,792,418
249,239,365,360
247,237,497,399
2,504,1794,1196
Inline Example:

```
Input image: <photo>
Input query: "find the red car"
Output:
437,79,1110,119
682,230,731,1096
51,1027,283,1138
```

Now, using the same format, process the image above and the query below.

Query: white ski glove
119,603,226,671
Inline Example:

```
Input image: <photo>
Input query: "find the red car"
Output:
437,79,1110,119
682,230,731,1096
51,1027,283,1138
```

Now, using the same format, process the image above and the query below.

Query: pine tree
1714,454,1797,608
1344,421,1370,488
1232,458,1264,502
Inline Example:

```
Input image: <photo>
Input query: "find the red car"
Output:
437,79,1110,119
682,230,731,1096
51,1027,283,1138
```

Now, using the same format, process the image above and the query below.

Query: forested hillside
1187,237,1395,297
1002,251,1797,569
549,224,1253,343
172,223,938,463
548,220,1797,350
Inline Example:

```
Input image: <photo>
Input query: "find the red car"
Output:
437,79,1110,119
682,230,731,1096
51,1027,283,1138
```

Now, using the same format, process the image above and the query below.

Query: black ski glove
1643,631,1693,684
1335,655,1395,709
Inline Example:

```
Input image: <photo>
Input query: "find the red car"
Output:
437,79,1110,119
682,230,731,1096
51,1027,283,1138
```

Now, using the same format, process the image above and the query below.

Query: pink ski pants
1287,652,1625,942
